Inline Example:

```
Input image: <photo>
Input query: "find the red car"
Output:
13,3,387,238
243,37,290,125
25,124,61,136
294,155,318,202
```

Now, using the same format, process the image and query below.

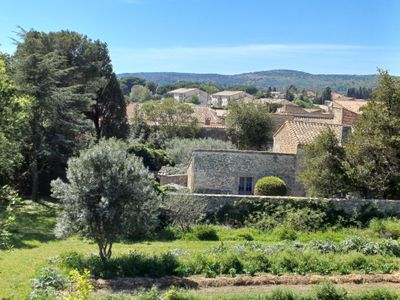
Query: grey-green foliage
163,194,207,231
129,84,153,102
161,138,236,174
51,139,160,260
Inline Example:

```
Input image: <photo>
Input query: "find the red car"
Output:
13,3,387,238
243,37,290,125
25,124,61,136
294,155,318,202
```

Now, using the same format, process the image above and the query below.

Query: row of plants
29,269,400,300
107,283,400,300
55,238,400,279
157,216,400,243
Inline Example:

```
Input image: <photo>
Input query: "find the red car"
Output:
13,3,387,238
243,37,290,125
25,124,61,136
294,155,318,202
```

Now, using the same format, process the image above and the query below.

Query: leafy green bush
284,208,326,232
269,288,298,300
369,218,400,239
254,176,287,196
30,267,67,300
237,232,254,241
314,282,348,300
274,227,298,241
192,226,219,241
353,289,399,300
59,251,180,279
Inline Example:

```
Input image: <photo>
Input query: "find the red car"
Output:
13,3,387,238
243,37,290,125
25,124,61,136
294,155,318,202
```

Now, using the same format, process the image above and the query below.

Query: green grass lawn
0,201,241,298
0,200,393,299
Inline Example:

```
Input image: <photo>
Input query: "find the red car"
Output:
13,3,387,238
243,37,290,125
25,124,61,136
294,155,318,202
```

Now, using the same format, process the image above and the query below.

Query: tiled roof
168,88,198,94
191,106,221,123
254,98,294,106
212,90,244,96
275,120,345,145
293,116,337,124
333,100,368,114
277,104,308,114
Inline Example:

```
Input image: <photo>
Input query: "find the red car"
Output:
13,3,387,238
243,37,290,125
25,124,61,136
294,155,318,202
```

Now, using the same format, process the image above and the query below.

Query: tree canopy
299,128,347,197
137,98,199,139
51,139,160,261
344,71,400,199
12,29,128,198
299,71,400,199
225,101,274,150
0,55,31,184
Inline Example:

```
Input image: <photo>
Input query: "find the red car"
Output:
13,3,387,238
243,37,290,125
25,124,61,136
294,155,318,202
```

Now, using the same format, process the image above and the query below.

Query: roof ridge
287,119,344,127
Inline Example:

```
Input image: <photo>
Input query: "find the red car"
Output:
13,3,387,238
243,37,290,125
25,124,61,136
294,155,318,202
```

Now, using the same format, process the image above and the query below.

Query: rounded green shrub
254,176,287,196
192,225,219,241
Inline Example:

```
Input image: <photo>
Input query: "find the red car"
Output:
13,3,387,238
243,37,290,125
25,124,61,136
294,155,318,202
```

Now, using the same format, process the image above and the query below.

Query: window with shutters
239,177,253,195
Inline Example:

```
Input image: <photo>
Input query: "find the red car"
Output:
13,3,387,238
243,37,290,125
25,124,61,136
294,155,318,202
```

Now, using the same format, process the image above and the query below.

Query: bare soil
93,273,400,295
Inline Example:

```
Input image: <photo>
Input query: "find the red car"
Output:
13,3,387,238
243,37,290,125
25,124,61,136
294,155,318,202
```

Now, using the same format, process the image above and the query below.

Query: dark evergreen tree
322,86,332,101
12,29,128,199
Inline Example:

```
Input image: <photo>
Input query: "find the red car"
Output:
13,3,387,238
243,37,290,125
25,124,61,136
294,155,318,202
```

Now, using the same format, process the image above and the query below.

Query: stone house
331,99,367,125
187,149,304,195
210,91,252,108
272,120,351,154
168,88,209,105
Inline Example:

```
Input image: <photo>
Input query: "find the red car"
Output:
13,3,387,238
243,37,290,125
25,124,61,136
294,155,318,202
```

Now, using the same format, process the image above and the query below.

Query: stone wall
159,174,188,186
272,124,298,154
187,149,304,196
165,193,400,215
198,126,227,141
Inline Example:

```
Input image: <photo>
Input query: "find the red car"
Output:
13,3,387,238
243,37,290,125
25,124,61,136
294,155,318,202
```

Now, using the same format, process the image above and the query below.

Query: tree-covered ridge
118,69,379,93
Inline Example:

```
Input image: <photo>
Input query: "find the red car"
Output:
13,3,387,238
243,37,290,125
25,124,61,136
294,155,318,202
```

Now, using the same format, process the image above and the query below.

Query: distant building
276,104,309,115
210,90,252,108
168,88,209,105
270,91,285,99
331,99,368,125
187,149,304,195
273,120,351,154
190,105,224,126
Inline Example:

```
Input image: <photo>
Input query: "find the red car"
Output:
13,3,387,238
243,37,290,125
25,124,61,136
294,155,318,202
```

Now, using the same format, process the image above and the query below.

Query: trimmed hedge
255,176,287,196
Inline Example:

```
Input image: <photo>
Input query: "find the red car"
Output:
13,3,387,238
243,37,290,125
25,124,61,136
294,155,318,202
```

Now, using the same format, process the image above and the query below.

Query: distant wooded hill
118,69,378,93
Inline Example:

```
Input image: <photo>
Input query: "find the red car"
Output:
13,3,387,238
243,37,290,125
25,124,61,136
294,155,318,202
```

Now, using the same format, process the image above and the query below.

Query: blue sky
1,0,399,74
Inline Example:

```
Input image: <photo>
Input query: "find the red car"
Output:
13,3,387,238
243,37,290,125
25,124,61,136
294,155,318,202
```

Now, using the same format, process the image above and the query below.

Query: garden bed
93,273,400,291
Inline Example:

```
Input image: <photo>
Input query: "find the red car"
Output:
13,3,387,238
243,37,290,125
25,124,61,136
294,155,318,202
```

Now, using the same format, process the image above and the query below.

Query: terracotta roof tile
279,120,345,145
333,100,368,114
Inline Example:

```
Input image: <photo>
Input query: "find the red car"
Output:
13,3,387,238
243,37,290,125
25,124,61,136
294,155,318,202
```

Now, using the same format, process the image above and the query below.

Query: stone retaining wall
165,193,400,215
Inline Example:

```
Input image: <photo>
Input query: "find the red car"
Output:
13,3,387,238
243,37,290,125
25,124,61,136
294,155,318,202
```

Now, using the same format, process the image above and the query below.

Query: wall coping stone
167,193,400,202
192,149,296,157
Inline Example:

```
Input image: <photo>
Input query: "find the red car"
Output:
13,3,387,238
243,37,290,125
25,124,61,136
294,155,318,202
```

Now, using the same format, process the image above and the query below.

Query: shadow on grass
9,200,58,249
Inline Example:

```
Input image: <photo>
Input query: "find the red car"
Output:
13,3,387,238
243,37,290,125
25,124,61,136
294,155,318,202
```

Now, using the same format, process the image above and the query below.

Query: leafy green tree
138,98,199,139
293,98,315,108
0,56,31,184
229,85,258,95
298,128,347,197
225,101,274,150
51,139,160,261
344,71,400,199
188,95,200,104
127,142,173,171
145,81,158,94
119,76,146,95
129,85,153,102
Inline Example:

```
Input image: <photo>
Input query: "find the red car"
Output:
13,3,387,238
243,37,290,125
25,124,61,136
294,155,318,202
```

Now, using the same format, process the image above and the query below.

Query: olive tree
51,139,160,261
